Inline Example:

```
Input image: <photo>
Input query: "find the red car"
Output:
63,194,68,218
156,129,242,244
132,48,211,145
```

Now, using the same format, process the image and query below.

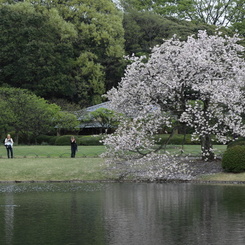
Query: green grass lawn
0,144,244,183
0,144,227,159
163,144,226,157
0,158,108,182
200,172,245,182
0,145,105,158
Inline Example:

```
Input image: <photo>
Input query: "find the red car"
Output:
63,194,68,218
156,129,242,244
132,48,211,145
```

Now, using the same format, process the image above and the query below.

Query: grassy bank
0,144,244,183
199,172,245,182
0,158,109,182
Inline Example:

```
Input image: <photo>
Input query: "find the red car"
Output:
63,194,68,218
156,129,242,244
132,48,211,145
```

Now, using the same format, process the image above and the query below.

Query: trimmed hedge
222,145,245,173
34,135,103,146
33,133,225,146
49,136,58,145
78,135,103,145
54,135,103,146
55,135,80,145
36,135,54,145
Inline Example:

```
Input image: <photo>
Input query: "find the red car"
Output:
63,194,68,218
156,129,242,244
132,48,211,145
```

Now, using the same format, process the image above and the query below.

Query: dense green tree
0,0,125,107
55,111,80,136
81,108,119,133
119,0,245,27
230,1,245,42
29,0,126,100
49,98,81,111
0,2,77,100
0,87,69,143
123,10,217,56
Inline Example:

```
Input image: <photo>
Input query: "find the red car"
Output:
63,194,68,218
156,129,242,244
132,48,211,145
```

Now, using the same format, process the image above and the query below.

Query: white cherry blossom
103,30,245,162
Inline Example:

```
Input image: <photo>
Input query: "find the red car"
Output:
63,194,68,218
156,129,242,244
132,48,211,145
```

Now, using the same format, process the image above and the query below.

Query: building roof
75,101,111,120
85,101,111,112
76,101,114,129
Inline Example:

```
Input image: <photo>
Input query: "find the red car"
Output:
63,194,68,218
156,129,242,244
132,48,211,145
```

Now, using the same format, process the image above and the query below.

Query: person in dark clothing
70,136,77,158
4,134,14,158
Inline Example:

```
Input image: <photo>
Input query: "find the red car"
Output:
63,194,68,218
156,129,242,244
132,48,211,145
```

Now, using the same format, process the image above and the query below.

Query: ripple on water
0,182,109,194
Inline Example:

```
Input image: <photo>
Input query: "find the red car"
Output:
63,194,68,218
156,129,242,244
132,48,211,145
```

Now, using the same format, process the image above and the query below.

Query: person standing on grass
4,134,14,158
70,136,77,158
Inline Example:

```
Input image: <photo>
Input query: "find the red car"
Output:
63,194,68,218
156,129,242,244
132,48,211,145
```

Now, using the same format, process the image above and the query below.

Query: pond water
0,182,245,245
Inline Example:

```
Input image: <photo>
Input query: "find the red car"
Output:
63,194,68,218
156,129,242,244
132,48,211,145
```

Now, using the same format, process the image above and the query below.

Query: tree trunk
200,134,214,161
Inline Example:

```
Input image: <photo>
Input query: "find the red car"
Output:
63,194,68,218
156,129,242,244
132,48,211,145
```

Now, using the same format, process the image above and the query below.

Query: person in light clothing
4,134,14,158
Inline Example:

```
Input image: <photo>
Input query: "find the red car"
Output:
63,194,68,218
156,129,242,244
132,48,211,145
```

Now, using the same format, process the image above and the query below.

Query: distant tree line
0,0,244,109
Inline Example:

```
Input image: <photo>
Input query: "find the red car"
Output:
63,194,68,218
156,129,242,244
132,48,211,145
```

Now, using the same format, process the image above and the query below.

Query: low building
76,101,116,135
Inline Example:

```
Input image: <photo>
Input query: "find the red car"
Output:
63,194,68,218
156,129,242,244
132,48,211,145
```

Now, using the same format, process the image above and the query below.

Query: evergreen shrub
36,135,54,144
55,135,80,145
79,135,103,145
49,136,58,145
222,146,245,173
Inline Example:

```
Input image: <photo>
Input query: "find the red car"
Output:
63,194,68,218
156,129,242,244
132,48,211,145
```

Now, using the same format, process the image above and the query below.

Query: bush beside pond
222,145,245,173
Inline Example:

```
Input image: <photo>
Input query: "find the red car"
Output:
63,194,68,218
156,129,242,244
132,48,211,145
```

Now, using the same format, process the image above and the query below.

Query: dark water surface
0,182,245,245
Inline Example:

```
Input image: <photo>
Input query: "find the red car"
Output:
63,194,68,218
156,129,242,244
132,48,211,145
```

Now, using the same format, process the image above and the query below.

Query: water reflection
4,186,15,245
0,183,244,245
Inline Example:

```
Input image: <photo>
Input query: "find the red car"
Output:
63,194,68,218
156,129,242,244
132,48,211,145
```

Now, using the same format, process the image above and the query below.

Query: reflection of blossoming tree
104,31,245,163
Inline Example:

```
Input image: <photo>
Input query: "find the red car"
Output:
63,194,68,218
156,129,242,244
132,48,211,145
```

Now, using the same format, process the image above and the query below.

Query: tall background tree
30,0,126,104
0,0,125,107
119,0,245,27
123,9,218,56
119,0,244,47
0,2,77,100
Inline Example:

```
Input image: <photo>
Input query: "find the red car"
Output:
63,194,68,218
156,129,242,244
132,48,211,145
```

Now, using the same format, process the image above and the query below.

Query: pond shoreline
0,158,244,184
1,179,245,185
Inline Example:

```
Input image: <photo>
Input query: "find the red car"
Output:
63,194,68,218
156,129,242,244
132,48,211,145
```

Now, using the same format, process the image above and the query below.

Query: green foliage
48,98,81,111
123,10,217,56
0,0,125,106
36,135,55,145
222,146,245,173
0,2,77,99
227,138,245,148
79,135,103,146
0,87,62,143
33,134,103,146
55,111,80,135
54,135,74,146
49,136,58,145
81,108,119,132
120,0,245,28
31,0,125,105
230,19,245,47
